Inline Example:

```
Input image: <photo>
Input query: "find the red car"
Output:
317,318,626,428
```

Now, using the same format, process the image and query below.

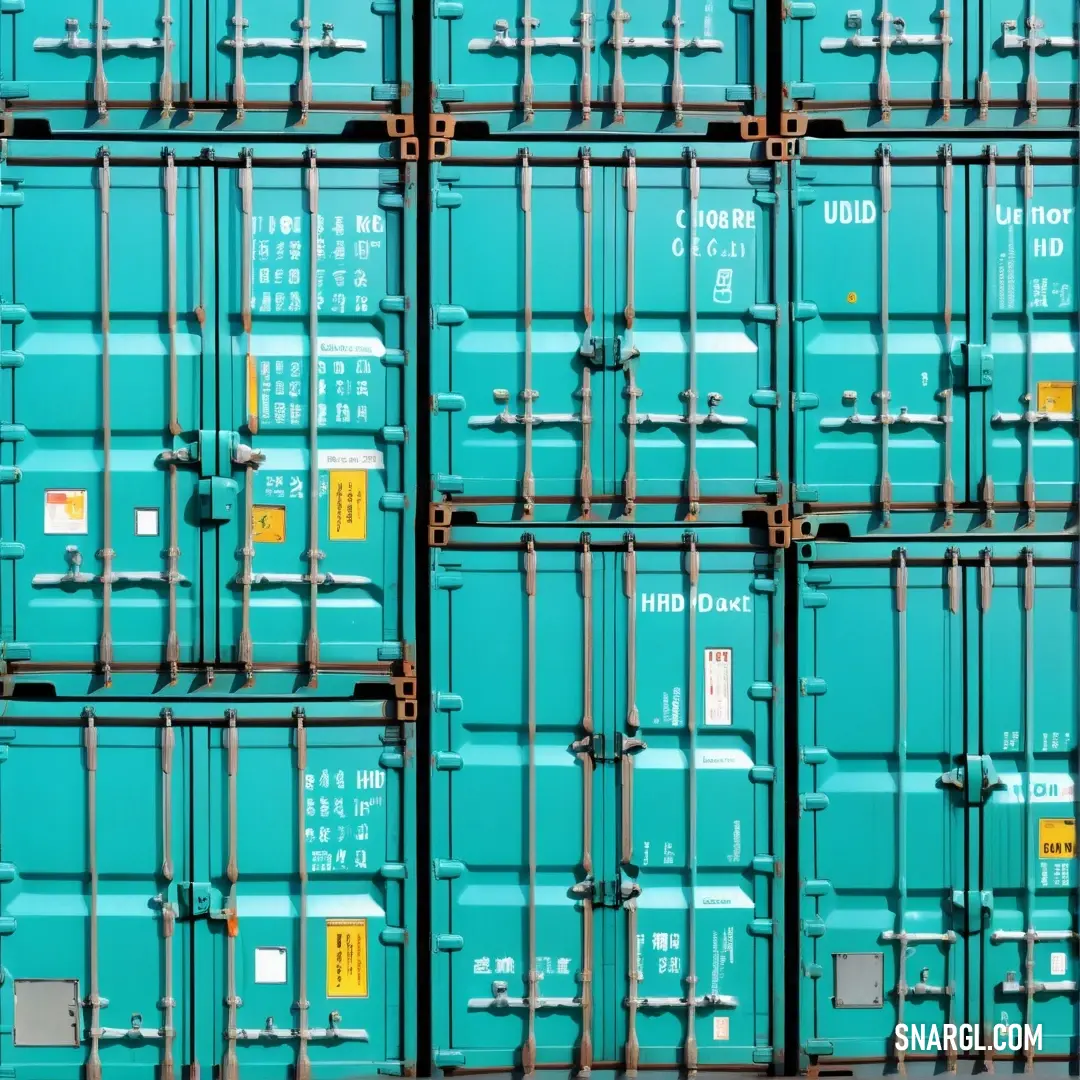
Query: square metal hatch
833,952,884,1009
14,979,81,1046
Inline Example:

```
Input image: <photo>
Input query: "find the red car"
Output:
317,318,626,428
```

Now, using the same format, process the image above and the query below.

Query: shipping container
0,701,415,1077
0,140,416,699
431,0,766,136
0,0,412,133
781,3,1079,133
430,143,787,535
797,537,1080,1076
430,527,784,1074
791,138,1079,537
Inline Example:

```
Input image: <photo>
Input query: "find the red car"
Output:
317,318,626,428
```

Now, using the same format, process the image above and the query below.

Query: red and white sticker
704,648,732,727
44,489,88,535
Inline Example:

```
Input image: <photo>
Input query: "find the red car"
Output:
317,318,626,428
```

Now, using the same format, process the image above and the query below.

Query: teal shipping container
0,140,416,699
431,0,767,136
430,527,784,1074
791,139,1079,537
0,0,412,132
782,2,1079,133
430,143,787,533
798,538,1080,1076
0,703,416,1077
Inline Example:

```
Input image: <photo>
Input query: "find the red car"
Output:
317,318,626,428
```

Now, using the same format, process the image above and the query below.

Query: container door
429,540,608,1070
792,151,967,518
612,539,781,1069
973,150,1078,523
782,1,956,125
2,152,209,684
975,2,1078,127
975,546,1077,1065
429,157,605,518
215,153,413,691
5,1,188,117
206,0,401,122
0,718,190,1079
611,158,779,517
797,547,966,1069
198,714,413,1077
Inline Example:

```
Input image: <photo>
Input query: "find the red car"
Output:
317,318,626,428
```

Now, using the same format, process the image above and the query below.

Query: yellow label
246,353,259,432
1037,381,1074,414
329,471,367,541
1039,817,1076,858
252,505,286,544
326,920,368,998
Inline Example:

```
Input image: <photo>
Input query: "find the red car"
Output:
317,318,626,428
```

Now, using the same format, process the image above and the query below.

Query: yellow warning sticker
1037,381,1074,414
329,471,367,541
252,505,286,544
1039,817,1076,859
326,920,368,998
44,489,88,535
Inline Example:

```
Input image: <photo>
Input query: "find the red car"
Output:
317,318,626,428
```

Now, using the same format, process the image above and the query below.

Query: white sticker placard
44,490,88,535
318,336,386,359
254,946,288,984
704,648,732,727
713,1016,730,1041
135,508,160,537
1052,952,1068,976
317,449,384,471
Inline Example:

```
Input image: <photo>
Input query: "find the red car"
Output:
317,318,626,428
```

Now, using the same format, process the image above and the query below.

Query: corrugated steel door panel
611,159,780,515
792,147,968,516
429,539,608,1069
216,150,415,691
974,544,1077,1066
0,720,191,1078
431,0,765,135
205,0,409,122
1,148,210,684
973,152,1078,517
612,538,782,1070
782,1,959,129
200,715,414,1077
2,1,191,116
429,155,606,517
975,1,1078,129
797,543,966,1070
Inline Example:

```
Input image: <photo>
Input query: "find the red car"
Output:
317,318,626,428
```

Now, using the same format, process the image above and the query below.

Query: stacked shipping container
0,2,1074,1077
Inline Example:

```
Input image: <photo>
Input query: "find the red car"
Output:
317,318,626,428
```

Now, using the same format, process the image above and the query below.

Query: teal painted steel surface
1,0,411,132
792,139,1079,536
797,538,1079,1076
431,0,766,135
430,143,786,527
430,528,783,1073
0,141,416,698
0,705,415,1077
782,2,1079,132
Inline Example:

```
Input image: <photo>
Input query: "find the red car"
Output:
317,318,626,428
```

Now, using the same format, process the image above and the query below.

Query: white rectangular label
704,648,732,726
44,489,88,535
713,1016,729,1041
317,449,384,471
254,947,288,984
1052,951,1068,976
318,336,386,359
135,508,160,537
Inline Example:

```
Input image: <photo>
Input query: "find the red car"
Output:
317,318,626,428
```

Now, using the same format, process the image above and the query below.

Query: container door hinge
573,877,641,908
432,934,464,952
800,676,827,696
940,754,1003,805
804,1039,834,1057
792,392,819,411
951,889,993,934
801,916,826,938
570,733,645,763
434,473,465,495
432,392,465,413
959,344,993,389
434,1050,467,1068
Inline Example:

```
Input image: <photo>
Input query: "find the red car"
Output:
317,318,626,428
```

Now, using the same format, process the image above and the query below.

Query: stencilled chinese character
268,215,278,235
317,237,327,260
275,359,286,376
275,380,286,397
317,214,326,236
289,404,303,426
318,769,330,788
357,381,370,397
289,240,303,261
335,849,348,868
259,267,271,285
304,773,315,791
355,240,370,260
318,403,328,426
288,268,301,286
305,827,315,843
257,240,271,261
495,957,516,975
290,476,304,499
274,292,286,312
355,295,369,313
319,477,329,497
331,293,346,314
305,798,316,816
557,957,572,975
317,293,326,312
355,823,369,841
652,932,669,952
333,241,346,262
275,242,285,261
290,361,303,378
670,933,680,951
259,293,272,313
288,292,303,312
274,402,287,424
267,475,286,497
288,380,302,399
319,826,331,844
260,360,272,379
333,798,345,818
318,379,328,398
274,268,285,286
354,269,368,288
355,405,368,423
663,842,675,866
658,957,669,974
474,957,492,975
356,359,372,375
669,956,681,975
334,769,345,789
354,849,368,869
332,361,346,376
336,380,348,397
333,216,345,236
319,797,330,818
336,403,351,423
311,850,332,872
333,269,347,288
